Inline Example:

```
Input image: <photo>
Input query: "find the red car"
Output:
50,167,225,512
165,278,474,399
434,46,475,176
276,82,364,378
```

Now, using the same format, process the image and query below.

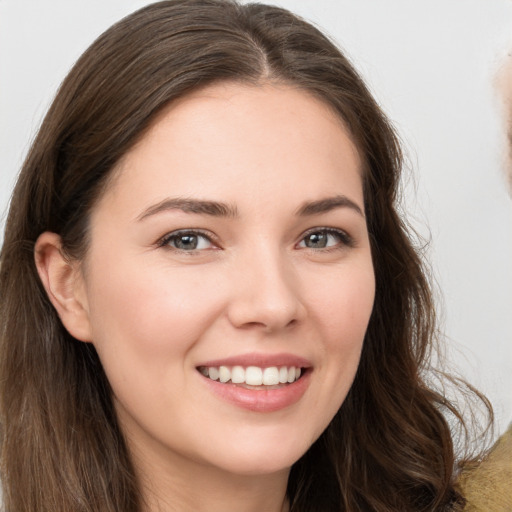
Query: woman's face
77,83,375,477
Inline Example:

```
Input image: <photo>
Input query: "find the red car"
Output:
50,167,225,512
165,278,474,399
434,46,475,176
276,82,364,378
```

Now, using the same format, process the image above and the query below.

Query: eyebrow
136,194,364,221
295,195,364,218
137,197,239,221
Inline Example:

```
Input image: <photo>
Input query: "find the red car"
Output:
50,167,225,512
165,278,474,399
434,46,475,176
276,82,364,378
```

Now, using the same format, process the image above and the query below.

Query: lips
196,353,312,412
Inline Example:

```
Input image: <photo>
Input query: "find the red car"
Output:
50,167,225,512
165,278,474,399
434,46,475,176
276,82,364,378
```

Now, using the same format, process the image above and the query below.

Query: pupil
176,235,197,250
307,232,327,248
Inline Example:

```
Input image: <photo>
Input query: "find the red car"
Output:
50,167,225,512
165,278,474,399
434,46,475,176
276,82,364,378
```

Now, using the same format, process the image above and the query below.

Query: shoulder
457,424,512,511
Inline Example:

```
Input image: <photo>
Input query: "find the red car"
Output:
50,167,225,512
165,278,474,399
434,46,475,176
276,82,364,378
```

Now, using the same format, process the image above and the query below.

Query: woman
0,1,490,511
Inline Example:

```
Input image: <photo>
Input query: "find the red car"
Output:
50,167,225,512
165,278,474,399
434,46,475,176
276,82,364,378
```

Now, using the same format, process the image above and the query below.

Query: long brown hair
0,1,491,510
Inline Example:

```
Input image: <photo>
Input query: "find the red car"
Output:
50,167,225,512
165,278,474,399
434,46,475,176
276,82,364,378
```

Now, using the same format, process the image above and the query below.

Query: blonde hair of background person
0,1,492,511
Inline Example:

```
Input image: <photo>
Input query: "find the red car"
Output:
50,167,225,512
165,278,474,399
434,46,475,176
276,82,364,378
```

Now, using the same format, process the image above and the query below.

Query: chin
200,430,315,477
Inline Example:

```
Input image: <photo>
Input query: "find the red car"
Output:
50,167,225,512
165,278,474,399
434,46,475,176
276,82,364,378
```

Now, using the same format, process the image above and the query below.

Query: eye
297,228,352,250
160,230,215,251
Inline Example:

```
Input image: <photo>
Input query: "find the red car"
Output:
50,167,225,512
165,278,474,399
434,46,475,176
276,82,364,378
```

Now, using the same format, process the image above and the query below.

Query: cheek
83,260,229,431
307,261,375,407
311,261,375,343
84,258,224,377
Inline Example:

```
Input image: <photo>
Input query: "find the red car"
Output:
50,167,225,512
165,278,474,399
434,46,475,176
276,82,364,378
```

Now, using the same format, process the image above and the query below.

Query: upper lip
196,352,312,369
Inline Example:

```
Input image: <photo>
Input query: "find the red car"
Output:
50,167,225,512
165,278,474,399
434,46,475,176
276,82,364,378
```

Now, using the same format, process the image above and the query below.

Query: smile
196,355,312,412
198,365,302,386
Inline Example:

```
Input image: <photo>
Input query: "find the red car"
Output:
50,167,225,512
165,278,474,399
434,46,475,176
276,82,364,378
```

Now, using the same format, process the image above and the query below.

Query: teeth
201,365,303,385
262,367,279,385
209,367,220,381
219,366,230,383
245,366,263,385
231,365,245,384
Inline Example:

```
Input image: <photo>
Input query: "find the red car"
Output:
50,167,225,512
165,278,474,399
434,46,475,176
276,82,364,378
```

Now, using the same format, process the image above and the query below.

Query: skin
495,51,512,191
36,83,376,512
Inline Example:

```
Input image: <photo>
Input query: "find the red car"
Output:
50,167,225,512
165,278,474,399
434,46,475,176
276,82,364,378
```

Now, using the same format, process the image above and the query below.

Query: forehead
97,82,363,217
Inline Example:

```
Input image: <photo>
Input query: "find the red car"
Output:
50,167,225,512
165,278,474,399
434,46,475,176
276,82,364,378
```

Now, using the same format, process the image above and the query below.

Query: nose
226,247,306,332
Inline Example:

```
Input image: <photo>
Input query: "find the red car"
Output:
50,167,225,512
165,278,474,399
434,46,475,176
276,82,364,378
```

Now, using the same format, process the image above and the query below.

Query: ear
34,232,92,342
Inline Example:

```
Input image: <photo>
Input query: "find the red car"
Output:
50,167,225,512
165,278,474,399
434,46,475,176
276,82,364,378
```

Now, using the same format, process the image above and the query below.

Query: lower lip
200,371,311,412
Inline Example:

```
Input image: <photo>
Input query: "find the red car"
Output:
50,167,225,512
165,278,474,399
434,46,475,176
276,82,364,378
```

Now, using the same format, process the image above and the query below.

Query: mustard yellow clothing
458,424,512,511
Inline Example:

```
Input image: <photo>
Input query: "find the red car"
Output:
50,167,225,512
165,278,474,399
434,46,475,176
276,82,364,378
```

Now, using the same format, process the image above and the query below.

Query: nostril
236,318,299,332
226,294,305,332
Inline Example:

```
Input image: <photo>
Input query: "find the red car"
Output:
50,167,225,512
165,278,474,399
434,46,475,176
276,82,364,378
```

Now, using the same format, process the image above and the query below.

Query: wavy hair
0,1,491,510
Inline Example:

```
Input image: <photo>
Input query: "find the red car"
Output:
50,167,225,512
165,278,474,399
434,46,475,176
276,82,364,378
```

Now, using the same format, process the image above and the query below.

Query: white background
1,1,511,435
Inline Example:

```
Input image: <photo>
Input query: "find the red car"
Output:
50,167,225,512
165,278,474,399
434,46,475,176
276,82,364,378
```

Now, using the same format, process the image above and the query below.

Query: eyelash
157,229,218,253
157,227,354,253
298,227,354,251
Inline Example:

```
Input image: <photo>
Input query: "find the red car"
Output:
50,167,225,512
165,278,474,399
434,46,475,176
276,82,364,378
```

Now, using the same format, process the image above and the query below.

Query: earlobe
34,232,92,342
